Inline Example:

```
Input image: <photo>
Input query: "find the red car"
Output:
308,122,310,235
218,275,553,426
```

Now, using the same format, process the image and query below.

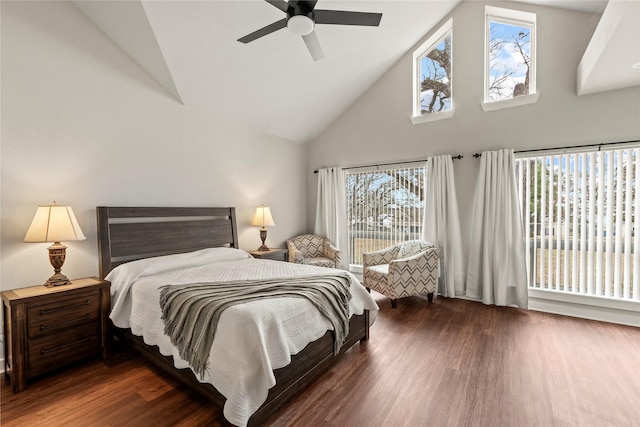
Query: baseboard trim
352,263,638,327
529,289,640,327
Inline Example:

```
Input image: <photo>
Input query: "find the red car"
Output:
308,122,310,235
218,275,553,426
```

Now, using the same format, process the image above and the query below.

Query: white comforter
107,248,378,427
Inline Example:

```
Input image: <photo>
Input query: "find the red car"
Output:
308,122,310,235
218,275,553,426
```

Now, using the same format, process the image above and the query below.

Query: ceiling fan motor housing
286,4,315,36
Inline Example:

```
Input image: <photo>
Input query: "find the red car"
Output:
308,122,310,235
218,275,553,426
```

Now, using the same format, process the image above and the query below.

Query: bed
96,206,377,426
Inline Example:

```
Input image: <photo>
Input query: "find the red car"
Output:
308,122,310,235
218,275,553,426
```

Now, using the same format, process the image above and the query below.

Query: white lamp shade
251,205,275,227
24,204,86,242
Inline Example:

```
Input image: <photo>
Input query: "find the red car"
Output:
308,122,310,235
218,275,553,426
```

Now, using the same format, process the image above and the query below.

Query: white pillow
106,247,251,293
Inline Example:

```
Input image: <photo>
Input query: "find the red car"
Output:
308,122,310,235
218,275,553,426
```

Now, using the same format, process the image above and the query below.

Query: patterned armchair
286,234,341,269
363,240,440,308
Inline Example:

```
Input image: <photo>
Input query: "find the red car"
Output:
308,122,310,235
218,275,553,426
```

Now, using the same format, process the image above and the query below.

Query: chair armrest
363,245,400,267
325,243,342,265
389,247,440,278
286,240,304,263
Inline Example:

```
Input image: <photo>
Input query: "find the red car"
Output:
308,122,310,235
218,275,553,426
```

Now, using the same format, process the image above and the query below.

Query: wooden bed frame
96,206,369,426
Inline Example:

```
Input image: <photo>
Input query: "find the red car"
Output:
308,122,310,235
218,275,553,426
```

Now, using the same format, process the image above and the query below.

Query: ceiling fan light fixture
287,15,314,36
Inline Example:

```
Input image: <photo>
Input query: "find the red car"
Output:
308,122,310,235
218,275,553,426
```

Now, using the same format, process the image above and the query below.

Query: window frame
482,6,538,111
514,144,639,302
411,18,454,125
345,165,426,271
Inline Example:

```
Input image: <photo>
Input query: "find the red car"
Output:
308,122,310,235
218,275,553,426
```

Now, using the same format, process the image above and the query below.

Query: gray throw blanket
159,272,352,378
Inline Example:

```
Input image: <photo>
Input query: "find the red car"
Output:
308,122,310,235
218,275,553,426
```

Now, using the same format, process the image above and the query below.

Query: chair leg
427,292,434,303
391,299,398,308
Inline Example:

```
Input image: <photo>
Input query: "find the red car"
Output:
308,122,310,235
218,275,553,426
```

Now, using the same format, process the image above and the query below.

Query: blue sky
489,21,531,100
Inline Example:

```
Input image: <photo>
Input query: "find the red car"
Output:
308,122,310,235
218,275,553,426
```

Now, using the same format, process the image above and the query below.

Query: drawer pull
39,314,91,330
39,299,90,316
40,336,92,355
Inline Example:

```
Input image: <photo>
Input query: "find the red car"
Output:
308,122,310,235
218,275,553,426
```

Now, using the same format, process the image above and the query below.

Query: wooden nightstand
1,277,111,393
248,248,289,262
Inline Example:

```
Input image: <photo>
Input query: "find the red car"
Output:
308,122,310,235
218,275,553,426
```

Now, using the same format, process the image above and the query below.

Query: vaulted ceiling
73,1,639,143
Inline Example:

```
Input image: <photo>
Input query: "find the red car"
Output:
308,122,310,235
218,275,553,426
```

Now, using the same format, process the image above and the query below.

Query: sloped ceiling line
72,1,638,143
72,0,183,103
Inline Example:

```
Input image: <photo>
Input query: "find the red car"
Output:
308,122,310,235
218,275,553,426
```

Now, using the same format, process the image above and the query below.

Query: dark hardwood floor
2,293,639,426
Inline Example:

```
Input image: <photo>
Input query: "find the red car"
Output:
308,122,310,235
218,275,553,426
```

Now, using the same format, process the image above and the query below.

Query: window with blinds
515,147,638,301
346,166,425,266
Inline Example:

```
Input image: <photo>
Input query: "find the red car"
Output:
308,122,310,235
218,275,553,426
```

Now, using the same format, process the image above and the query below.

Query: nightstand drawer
28,322,100,377
27,291,100,339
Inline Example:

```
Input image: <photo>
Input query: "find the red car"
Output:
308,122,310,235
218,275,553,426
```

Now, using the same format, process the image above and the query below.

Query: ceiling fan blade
302,31,324,61
265,0,289,13
314,10,382,26
238,18,287,43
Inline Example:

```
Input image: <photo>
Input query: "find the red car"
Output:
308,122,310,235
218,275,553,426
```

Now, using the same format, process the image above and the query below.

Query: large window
515,147,638,301
483,7,537,110
346,166,425,266
411,19,453,124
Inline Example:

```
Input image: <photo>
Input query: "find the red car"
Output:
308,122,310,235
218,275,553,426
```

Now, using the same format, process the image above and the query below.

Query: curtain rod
313,154,463,174
472,139,640,158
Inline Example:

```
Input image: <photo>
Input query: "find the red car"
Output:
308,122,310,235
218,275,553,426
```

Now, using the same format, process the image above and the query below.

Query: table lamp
24,202,86,287
251,205,275,251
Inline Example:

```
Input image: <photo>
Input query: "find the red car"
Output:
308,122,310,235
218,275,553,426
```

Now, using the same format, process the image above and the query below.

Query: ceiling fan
237,0,382,61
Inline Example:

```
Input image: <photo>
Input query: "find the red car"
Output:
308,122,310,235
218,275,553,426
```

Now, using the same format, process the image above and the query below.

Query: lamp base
45,273,71,287
257,227,270,251
45,242,71,287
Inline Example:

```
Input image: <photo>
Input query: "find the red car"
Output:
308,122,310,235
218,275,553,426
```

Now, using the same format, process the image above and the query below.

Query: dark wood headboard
96,207,239,279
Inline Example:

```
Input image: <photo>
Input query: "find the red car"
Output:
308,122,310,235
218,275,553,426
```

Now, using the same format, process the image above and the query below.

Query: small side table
2,277,111,393
248,248,289,262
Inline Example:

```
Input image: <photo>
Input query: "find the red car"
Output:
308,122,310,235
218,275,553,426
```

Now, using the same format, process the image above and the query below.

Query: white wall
0,0,309,295
306,1,640,321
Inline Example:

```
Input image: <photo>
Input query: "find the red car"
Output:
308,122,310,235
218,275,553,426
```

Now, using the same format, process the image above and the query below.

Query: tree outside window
514,148,638,300
346,167,425,266
419,33,452,114
485,7,536,105
488,21,532,101
412,18,453,122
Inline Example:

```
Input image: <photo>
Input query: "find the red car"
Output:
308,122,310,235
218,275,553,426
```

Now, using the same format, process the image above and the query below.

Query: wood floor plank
2,294,638,426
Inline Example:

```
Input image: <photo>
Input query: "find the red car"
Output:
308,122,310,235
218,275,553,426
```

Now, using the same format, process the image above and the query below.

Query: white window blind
515,147,638,301
346,166,425,266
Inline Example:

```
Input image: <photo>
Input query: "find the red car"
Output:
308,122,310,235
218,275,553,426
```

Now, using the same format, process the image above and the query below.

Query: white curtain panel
422,155,465,297
314,167,348,269
466,149,528,308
